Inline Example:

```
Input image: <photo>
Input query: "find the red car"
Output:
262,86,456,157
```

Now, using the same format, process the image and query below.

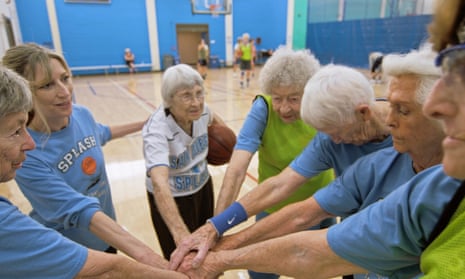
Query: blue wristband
208,202,248,236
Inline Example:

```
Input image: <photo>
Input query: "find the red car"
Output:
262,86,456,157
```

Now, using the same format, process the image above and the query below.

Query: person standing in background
197,39,209,80
239,33,253,88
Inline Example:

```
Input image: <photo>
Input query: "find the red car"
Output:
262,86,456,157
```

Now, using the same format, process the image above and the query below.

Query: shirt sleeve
313,161,364,218
326,166,461,278
142,114,170,169
15,157,101,230
289,132,333,178
0,199,87,278
78,105,112,144
234,96,267,153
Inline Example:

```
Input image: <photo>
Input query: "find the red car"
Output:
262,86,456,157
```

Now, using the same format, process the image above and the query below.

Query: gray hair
0,66,33,118
161,64,204,107
259,47,320,96
382,44,441,105
301,64,375,129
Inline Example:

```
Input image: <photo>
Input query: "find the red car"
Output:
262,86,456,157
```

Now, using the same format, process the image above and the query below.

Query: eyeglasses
175,91,205,104
435,43,465,74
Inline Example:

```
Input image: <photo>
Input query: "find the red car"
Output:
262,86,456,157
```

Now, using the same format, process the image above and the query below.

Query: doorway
176,24,209,65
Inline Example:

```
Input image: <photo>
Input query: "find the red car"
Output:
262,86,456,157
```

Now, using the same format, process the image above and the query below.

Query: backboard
191,0,231,15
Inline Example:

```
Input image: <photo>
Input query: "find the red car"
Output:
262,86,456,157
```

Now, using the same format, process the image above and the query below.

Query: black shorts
240,59,251,70
146,177,214,259
198,59,208,66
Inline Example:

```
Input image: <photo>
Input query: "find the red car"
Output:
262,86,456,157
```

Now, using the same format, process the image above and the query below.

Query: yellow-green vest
257,95,334,213
421,191,465,278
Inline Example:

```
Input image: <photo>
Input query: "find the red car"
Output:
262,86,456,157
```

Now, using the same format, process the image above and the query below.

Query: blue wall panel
15,0,53,47
308,0,339,23
307,15,432,68
156,0,226,67
56,0,150,70
344,0,382,20
233,0,287,50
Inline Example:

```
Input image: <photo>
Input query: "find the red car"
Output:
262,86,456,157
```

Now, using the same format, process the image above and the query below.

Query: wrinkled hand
212,234,237,251
177,251,222,279
169,223,218,270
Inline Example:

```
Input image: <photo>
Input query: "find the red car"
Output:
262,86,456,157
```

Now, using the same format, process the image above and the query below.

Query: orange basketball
207,124,236,166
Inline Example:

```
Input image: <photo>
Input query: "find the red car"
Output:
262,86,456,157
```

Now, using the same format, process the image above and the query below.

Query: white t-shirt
143,105,212,197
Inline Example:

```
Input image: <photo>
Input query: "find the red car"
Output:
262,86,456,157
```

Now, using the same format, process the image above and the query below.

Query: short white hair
161,64,203,108
259,47,320,96
382,44,441,104
301,64,375,129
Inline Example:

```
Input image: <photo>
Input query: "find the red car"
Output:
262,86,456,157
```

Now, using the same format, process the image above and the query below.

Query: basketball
207,123,236,166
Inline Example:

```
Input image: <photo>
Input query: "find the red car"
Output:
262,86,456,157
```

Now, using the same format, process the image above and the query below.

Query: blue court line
87,81,97,95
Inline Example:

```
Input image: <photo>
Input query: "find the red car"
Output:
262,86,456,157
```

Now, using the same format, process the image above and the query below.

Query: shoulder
72,104,93,117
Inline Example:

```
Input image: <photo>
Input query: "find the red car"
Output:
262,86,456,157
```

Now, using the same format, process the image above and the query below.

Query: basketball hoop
209,3,219,18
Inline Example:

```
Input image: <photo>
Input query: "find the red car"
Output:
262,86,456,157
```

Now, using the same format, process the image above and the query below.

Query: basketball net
209,3,219,18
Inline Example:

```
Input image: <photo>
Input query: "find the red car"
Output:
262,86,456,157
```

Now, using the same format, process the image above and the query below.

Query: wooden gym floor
0,65,386,278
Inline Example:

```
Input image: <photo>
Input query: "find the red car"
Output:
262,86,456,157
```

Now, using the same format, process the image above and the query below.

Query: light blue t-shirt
0,197,87,278
15,104,114,251
327,165,462,278
290,132,393,177
315,147,416,279
314,147,415,217
234,97,267,153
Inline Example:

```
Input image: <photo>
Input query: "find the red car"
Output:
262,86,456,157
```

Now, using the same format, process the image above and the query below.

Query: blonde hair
2,43,71,134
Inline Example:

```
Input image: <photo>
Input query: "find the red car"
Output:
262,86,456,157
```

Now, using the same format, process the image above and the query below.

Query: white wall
0,0,22,58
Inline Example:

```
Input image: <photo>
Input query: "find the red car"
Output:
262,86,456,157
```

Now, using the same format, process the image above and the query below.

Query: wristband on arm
208,202,248,236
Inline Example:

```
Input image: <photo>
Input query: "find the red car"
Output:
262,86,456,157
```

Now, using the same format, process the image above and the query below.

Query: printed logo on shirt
82,156,97,175
173,166,209,192
169,134,208,169
57,135,98,173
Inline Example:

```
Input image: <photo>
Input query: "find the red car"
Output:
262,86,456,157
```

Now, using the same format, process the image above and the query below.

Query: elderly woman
420,0,465,276
170,50,392,272
212,48,445,279
176,47,463,279
2,43,165,268
0,66,186,279
143,64,224,259
172,47,335,278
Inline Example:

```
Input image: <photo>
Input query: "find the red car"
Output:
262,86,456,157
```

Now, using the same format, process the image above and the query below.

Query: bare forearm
215,167,247,214
215,150,252,214
77,250,187,279
218,198,333,249
152,188,190,244
89,211,167,268
110,121,145,139
239,167,307,217
211,230,366,279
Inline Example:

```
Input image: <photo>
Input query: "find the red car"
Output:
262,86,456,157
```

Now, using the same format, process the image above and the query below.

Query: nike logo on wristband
227,214,237,225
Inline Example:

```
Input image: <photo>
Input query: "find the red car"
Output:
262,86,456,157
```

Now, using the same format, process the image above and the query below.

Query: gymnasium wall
10,0,433,73
306,0,433,68
12,0,287,74
307,15,432,68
